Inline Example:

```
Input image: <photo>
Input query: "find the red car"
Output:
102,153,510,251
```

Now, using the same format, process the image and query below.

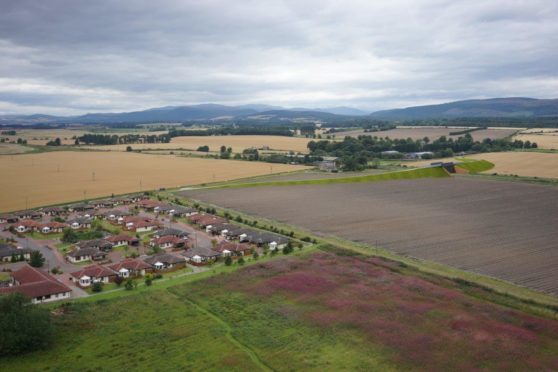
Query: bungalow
143,253,186,271
207,223,234,236
106,233,139,247
122,216,161,232
91,199,116,209
190,214,227,228
241,232,289,250
66,247,108,263
111,197,134,205
77,238,113,252
137,199,165,211
67,216,92,230
153,203,174,214
40,206,65,216
13,219,40,233
215,241,252,257
108,258,152,278
224,226,255,240
68,203,94,212
39,221,68,234
0,214,19,224
150,235,188,249
70,265,117,287
153,228,189,239
182,246,220,265
168,206,198,217
0,264,71,304
15,210,42,220
103,209,132,221
0,243,33,262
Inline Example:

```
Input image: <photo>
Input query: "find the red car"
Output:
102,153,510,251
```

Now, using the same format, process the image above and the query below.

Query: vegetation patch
455,159,494,173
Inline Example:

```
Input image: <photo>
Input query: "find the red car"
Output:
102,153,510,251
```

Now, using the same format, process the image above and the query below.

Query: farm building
0,264,72,304
70,265,117,287
316,156,339,172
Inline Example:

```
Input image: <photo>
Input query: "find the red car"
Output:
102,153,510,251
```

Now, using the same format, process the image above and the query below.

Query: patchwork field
5,251,558,370
0,143,34,155
183,177,558,295
85,135,312,153
0,151,308,212
412,152,558,179
335,127,518,141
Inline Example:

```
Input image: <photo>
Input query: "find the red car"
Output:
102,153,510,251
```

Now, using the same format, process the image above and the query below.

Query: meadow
85,135,312,153
4,250,558,370
0,151,308,212
183,176,558,295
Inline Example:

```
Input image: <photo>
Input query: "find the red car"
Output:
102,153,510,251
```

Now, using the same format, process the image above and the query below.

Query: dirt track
182,177,558,295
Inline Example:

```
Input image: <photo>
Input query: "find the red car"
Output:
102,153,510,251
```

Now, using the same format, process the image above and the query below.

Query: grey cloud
0,0,556,115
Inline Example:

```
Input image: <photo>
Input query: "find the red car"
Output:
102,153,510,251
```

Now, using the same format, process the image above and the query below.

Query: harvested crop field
335,127,517,141
465,152,558,179
514,133,558,150
0,151,307,212
0,143,34,155
183,177,558,295
86,135,311,153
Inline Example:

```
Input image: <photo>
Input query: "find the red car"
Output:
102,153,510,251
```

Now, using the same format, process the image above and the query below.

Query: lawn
5,248,558,371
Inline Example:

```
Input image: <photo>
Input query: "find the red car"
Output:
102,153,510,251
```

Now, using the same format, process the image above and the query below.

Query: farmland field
5,251,558,370
183,177,558,295
334,127,518,141
0,151,308,212
514,133,558,150
412,152,558,179
85,135,312,153
0,143,34,155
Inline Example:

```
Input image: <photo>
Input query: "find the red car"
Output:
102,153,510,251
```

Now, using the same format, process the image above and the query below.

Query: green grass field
203,166,449,190
455,159,494,173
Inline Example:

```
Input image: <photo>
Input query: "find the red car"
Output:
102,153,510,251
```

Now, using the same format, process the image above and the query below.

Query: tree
91,282,103,292
126,146,133,152
114,276,124,286
29,251,45,268
145,275,153,286
253,251,259,260
197,145,209,152
224,256,232,266
10,253,17,263
61,228,78,243
238,257,245,265
0,293,53,356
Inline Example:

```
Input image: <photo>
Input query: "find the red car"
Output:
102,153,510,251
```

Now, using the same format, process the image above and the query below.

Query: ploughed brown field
0,151,308,212
335,127,518,141
183,177,558,295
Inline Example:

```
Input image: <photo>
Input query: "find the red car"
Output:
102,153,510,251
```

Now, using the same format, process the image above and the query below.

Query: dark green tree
29,251,45,268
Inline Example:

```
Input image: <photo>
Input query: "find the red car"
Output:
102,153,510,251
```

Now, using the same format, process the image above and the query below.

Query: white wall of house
32,291,71,304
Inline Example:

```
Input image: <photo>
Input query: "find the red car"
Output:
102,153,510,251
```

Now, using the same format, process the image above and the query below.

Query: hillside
370,98,558,119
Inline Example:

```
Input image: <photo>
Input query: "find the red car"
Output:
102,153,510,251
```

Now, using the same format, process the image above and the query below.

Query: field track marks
170,290,273,371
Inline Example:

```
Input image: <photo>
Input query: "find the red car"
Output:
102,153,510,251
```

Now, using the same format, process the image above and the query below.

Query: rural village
0,194,296,303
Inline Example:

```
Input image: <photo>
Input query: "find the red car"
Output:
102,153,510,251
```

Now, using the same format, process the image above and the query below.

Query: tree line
76,133,171,145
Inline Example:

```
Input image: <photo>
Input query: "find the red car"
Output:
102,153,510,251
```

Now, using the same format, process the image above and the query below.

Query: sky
0,0,557,115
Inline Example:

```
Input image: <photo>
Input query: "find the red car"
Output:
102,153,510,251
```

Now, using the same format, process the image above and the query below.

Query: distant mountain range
1,98,557,125
370,98,558,119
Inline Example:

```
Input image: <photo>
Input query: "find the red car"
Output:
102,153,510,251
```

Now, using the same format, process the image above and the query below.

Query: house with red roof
70,265,117,287
0,264,72,304
107,258,152,278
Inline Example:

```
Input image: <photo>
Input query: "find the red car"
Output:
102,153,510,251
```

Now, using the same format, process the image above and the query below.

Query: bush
114,276,124,286
253,251,259,260
124,279,135,290
145,275,153,286
197,145,209,152
238,257,245,265
91,282,103,293
224,256,232,266
0,293,53,356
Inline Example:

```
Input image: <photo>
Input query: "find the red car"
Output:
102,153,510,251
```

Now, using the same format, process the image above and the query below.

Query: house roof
40,221,68,229
151,235,187,246
106,233,137,243
143,253,185,265
77,239,113,250
0,244,33,258
14,219,40,228
70,264,116,279
108,258,151,272
183,246,220,259
0,264,71,298
67,247,107,258
155,228,189,237
215,241,252,253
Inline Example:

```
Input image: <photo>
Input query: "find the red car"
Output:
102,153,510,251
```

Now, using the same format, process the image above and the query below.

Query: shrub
0,293,53,356
145,275,153,286
253,251,259,260
238,257,245,265
29,251,45,268
114,276,124,286
124,279,135,290
91,282,103,293
225,256,232,266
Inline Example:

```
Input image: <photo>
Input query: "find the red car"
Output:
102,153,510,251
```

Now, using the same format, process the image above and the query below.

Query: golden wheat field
513,133,558,150
2,129,89,145
85,135,311,153
0,143,34,155
0,151,308,212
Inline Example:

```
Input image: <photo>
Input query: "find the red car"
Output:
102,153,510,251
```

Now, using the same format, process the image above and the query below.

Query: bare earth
85,135,311,153
0,151,308,212
183,177,558,295
335,127,517,141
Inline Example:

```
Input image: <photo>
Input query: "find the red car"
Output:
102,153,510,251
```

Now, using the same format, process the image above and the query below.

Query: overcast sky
0,0,557,115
